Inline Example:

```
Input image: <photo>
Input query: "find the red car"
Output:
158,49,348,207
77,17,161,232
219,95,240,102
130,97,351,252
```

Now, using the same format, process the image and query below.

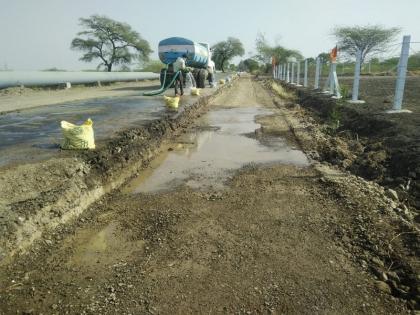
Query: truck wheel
197,69,206,88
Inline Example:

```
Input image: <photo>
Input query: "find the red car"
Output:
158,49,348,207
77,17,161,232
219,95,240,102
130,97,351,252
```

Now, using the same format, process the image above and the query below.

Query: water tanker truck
143,37,214,96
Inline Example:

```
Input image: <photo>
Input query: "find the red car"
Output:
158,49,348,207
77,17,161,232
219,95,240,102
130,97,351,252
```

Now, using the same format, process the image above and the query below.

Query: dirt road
0,78,413,314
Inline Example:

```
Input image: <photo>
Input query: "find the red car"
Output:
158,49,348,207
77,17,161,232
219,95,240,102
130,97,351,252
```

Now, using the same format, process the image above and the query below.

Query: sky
0,0,419,71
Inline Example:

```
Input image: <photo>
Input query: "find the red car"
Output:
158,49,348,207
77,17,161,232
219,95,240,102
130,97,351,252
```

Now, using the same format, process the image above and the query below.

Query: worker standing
207,59,216,87
173,54,187,96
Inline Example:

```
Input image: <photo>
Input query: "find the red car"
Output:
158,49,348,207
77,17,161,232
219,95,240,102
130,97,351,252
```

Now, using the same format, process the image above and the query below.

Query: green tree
332,25,400,65
212,37,245,72
255,33,274,64
71,15,152,72
242,58,260,73
317,52,331,63
255,33,302,69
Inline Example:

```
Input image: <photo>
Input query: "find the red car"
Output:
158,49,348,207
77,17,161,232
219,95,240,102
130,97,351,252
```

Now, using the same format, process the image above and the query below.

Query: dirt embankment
276,80,420,213
0,80,235,263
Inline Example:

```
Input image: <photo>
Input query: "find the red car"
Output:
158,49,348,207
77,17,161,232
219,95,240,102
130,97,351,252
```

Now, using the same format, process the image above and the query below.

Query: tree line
70,15,245,72
71,15,402,74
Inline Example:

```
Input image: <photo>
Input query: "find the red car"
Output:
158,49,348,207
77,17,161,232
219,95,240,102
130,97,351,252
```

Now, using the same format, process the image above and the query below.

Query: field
339,76,420,112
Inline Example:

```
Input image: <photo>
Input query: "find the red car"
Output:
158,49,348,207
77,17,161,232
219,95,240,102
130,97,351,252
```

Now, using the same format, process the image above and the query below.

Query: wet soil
0,81,228,262
0,83,219,167
0,78,415,314
0,96,164,167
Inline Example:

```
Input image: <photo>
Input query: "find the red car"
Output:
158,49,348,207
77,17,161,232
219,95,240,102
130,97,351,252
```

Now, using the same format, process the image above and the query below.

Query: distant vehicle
143,37,215,96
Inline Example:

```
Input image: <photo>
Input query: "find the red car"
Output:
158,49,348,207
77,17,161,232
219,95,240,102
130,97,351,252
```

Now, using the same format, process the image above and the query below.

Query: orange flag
330,46,338,62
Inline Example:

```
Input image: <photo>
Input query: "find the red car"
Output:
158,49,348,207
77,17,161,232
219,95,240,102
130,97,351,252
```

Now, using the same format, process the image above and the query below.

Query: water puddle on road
0,96,164,167
123,107,309,194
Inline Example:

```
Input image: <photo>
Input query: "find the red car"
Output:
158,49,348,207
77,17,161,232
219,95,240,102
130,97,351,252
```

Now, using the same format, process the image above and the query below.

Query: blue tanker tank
158,37,210,69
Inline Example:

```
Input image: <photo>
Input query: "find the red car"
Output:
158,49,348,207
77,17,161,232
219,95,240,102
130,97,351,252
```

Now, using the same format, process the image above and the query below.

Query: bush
140,60,165,73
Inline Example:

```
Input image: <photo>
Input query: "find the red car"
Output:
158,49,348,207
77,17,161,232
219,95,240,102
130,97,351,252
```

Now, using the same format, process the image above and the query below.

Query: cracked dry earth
0,78,412,314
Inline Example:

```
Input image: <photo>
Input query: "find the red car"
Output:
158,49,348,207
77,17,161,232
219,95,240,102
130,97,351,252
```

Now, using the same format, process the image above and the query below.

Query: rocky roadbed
0,77,418,314
0,80,235,262
265,79,419,310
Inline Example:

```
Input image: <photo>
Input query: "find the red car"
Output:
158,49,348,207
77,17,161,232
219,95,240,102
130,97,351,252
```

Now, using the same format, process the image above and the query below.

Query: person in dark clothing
173,54,187,96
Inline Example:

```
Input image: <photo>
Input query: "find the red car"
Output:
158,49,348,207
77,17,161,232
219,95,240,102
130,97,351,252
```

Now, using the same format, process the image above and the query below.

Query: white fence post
291,62,295,84
282,64,285,80
348,49,365,104
314,57,321,89
331,62,341,98
284,63,286,81
304,59,308,87
296,61,301,86
328,63,334,93
280,64,283,80
388,35,412,113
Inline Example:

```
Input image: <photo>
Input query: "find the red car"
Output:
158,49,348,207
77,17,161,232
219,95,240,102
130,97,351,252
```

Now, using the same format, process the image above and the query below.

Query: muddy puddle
66,107,308,267
0,96,165,166
66,221,145,268
124,107,309,193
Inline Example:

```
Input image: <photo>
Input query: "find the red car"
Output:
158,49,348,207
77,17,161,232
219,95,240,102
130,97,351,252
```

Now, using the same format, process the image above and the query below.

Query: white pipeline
0,71,160,89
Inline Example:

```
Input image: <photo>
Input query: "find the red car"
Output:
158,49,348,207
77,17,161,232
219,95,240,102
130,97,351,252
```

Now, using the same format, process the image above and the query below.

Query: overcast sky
1,0,419,70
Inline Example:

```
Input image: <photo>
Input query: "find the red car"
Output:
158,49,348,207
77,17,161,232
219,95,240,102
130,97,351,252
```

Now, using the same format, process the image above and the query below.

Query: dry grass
271,82,296,100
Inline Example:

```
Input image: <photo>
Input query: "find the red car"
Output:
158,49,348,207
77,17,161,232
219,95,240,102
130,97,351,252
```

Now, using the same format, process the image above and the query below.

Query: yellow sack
190,87,200,96
61,118,95,150
164,95,180,109
218,79,226,85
